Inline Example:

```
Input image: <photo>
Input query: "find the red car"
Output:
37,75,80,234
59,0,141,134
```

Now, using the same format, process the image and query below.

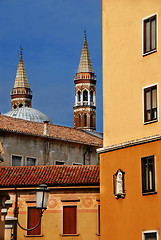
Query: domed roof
4,107,52,124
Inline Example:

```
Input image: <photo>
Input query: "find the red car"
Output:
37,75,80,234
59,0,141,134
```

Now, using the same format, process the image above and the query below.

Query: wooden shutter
63,206,77,234
27,207,41,236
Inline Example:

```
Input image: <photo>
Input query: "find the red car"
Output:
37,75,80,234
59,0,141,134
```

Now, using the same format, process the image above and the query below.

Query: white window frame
11,154,23,166
142,13,158,56
25,156,38,166
142,230,159,240
142,83,159,124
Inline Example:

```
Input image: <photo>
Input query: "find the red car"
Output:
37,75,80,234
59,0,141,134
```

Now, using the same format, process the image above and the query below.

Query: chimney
43,121,49,136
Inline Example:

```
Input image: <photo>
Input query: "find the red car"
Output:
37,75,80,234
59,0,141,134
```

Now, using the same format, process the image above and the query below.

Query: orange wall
103,0,161,146
100,140,161,239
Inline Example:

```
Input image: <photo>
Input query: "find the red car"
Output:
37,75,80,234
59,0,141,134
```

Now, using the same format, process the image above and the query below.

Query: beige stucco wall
7,188,100,240
0,132,99,166
103,0,161,146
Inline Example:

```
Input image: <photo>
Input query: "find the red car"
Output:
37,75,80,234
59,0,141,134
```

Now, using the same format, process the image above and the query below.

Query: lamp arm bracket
17,212,42,231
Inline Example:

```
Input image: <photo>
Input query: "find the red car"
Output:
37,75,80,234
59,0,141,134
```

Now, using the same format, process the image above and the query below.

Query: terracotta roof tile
0,115,102,147
0,165,99,188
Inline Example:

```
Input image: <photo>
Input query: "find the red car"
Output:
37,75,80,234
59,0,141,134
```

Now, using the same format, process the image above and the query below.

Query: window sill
61,234,80,237
25,235,43,237
142,191,157,196
143,49,157,57
144,119,158,125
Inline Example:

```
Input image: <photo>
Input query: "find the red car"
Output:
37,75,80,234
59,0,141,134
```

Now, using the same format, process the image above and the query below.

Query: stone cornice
97,134,161,154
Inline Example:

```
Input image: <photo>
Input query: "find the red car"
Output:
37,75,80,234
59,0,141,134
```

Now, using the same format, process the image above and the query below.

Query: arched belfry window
78,91,81,102
84,114,87,127
90,114,93,128
78,114,81,127
90,90,93,102
19,103,23,108
83,90,88,102
13,104,17,109
113,169,125,199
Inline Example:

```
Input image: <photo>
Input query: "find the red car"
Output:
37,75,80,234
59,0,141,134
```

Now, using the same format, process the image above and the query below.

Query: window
12,155,22,166
144,85,157,123
27,157,36,166
83,90,88,101
90,114,93,128
90,90,93,102
77,91,81,102
55,160,65,165
142,231,159,240
63,206,77,235
78,114,81,127
27,207,41,236
141,156,155,193
143,15,157,54
84,114,87,127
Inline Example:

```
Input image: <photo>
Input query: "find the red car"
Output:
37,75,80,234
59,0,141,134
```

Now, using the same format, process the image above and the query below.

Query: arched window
84,114,87,127
83,90,88,101
13,104,17,109
77,91,81,102
90,114,93,128
78,114,81,127
19,103,23,108
90,90,93,102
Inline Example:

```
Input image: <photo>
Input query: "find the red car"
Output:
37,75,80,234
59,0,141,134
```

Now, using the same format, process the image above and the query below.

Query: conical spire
77,31,93,73
14,49,29,88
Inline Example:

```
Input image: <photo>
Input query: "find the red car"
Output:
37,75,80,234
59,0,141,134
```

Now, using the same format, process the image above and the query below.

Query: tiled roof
0,115,103,147
0,165,99,188
77,31,93,73
14,52,30,88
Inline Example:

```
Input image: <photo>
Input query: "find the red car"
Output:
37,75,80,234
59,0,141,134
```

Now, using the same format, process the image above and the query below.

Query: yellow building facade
99,0,161,240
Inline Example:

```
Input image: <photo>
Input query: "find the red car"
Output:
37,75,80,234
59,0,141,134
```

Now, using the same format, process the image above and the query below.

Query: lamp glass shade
36,191,43,209
36,190,49,209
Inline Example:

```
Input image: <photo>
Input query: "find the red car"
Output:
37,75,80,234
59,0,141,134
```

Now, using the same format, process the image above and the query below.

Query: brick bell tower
10,49,32,109
74,31,96,131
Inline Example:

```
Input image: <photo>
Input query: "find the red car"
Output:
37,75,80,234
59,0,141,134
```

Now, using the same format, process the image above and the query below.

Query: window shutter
27,207,41,236
63,206,77,234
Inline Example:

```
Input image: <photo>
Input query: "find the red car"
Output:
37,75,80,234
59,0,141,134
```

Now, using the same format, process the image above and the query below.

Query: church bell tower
10,49,32,109
73,31,96,131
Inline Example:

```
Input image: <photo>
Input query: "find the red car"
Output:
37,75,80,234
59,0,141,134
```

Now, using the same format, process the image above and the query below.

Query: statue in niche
113,169,125,199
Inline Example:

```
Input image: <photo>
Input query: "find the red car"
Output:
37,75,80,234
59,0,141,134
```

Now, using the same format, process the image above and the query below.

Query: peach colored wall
103,0,161,146
8,189,100,240
100,140,161,240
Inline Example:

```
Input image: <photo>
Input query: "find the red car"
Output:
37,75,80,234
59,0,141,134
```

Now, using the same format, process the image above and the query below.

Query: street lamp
13,183,50,237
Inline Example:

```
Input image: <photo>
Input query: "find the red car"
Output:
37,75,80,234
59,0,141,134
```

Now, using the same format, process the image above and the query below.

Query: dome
4,107,52,124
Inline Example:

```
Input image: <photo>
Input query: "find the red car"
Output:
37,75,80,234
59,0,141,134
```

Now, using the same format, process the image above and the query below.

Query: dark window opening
141,156,155,193
83,90,88,101
78,114,81,127
144,15,156,54
144,85,157,122
13,104,17,109
78,91,81,102
90,90,93,102
12,156,22,166
27,157,36,166
90,114,93,128
19,103,23,108
84,114,87,127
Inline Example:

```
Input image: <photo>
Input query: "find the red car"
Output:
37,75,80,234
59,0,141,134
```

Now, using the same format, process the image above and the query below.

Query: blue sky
0,0,102,132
